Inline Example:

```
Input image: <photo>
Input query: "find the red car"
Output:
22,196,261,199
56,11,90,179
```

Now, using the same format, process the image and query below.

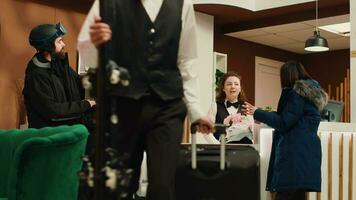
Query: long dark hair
216,71,246,103
280,61,312,88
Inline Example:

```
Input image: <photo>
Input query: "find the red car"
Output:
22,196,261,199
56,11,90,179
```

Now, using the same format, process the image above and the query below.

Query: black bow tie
226,101,239,108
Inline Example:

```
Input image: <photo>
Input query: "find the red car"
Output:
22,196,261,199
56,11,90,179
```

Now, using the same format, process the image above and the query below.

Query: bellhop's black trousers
111,94,187,200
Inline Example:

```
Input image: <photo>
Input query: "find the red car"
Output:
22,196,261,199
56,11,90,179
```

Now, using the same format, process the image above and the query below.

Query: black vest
102,0,184,100
214,101,243,138
215,101,244,123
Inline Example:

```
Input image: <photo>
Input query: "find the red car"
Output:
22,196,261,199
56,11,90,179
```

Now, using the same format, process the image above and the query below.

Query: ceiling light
305,30,329,52
304,0,329,52
319,22,350,37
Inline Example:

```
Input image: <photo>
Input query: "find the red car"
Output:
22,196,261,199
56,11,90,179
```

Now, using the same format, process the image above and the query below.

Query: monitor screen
321,100,344,122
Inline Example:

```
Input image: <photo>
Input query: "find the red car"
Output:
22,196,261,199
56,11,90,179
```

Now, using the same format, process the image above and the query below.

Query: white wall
195,12,214,114
351,0,356,122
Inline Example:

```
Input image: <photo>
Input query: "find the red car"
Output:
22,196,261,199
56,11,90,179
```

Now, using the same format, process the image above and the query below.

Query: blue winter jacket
254,79,328,192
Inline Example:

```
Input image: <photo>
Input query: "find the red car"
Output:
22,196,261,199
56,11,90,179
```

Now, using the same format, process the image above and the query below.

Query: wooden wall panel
0,0,88,128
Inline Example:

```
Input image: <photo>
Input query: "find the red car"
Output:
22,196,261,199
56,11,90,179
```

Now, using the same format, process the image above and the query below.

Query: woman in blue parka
243,61,328,200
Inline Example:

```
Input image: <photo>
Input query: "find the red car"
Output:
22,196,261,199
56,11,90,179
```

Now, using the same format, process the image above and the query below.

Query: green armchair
0,124,88,200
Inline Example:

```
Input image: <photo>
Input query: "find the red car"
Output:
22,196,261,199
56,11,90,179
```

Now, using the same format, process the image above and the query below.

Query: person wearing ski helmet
23,23,96,128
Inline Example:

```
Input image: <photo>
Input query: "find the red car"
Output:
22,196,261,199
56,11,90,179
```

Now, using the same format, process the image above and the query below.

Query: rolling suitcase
175,124,260,200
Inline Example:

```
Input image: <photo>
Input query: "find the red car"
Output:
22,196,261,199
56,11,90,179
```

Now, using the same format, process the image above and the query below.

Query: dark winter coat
23,53,92,128
254,79,328,192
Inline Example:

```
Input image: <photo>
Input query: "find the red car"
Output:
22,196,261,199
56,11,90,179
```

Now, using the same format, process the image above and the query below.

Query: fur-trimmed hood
293,79,328,112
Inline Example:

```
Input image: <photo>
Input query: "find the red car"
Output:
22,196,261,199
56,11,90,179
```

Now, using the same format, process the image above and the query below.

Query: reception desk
258,122,356,200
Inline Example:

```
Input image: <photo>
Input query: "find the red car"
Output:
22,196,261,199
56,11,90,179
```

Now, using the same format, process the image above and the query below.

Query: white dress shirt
77,0,204,122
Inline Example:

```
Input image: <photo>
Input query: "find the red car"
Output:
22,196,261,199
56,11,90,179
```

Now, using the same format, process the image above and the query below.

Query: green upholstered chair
0,129,18,199
0,126,78,198
0,124,88,200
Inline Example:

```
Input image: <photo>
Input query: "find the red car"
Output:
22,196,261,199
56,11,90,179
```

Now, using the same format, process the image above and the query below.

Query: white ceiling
226,14,350,54
193,0,314,11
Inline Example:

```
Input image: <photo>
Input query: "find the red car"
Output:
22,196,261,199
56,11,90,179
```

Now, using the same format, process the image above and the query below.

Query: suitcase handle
190,123,228,170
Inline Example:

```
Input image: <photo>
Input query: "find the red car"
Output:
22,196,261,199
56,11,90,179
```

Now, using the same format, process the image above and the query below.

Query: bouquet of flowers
223,113,254,143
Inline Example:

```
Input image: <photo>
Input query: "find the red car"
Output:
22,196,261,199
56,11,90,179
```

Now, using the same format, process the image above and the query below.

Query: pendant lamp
304,0,329,52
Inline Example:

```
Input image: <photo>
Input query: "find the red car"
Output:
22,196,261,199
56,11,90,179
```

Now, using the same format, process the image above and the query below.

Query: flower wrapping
223,113,254,143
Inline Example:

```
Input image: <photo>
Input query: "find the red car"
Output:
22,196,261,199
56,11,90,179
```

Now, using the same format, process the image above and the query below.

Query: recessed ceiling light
319,22,350,37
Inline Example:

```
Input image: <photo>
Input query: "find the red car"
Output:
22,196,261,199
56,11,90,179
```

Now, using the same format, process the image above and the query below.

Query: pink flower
223,113,242,125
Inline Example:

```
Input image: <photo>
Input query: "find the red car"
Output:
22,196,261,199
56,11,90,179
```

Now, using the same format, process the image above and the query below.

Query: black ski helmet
29,23,67,52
